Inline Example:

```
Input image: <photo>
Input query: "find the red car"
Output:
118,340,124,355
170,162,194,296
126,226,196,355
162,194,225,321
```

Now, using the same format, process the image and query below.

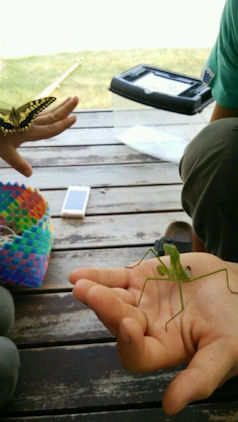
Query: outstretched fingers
34,96,79,125
69,266,130,289
28,115,77,141
73,279,146,337
38,96,70,115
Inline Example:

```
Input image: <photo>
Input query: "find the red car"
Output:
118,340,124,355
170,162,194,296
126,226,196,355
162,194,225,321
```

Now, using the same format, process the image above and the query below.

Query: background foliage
0,48,211,109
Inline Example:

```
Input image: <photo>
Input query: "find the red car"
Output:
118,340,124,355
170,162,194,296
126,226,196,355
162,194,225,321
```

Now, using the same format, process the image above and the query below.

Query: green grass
0,48,211,110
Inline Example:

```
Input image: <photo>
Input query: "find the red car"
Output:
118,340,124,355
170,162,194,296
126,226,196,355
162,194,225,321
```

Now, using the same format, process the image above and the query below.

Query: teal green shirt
202,0,238,108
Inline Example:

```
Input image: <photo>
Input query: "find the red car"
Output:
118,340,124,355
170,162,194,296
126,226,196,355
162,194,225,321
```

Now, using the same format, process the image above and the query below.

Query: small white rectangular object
61,186,91,218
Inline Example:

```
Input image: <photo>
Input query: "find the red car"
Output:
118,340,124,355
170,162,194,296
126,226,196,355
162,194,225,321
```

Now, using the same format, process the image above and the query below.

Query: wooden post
36,61,81,98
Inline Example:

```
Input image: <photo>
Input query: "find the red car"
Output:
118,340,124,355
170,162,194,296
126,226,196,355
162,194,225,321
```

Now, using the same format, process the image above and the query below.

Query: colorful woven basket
0,182,53,287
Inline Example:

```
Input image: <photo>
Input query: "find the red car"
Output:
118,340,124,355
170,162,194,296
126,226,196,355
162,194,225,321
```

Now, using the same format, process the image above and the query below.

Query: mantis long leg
137,276,169,306
165,267,238,330
132,246,238,332
136,267,238,331
188,267,238,294
126,247,169,273
165,279,184,332
136,275,185,331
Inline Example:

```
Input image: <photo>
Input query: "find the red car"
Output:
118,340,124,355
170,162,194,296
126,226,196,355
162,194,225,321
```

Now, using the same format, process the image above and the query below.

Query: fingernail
23,168,32,177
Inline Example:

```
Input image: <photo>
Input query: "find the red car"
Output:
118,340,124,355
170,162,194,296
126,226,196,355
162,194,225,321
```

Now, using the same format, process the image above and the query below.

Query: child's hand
0,96,79,176
69,252,238,415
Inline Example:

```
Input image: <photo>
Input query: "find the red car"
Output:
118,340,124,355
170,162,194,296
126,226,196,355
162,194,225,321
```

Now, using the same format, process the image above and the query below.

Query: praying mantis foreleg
126,247,169,272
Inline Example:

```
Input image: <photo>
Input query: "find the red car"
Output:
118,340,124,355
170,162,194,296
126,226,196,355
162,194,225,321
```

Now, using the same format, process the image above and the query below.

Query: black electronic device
109,64,213,115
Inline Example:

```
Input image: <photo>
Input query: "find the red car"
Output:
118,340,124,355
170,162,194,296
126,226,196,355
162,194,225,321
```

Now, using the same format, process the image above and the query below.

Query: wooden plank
2,344,172,412
0,212,189,265
51,211,190,250
12,292,110,346
1,345,237,414
3,213,187,289
71,109,205,128
30,246,154,290
0,162,181,189
1,402,238,421
0,145,159,168
21,123,207,148
2,120,209,168
41,185,183,217
23,128,120,147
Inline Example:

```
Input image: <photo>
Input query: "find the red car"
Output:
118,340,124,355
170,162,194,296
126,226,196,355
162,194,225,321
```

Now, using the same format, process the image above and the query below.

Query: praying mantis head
156,244,180,276
163,243,179,259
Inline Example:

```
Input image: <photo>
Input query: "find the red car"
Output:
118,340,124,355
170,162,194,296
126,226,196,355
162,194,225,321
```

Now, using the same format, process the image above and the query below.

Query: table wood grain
1,107,237,421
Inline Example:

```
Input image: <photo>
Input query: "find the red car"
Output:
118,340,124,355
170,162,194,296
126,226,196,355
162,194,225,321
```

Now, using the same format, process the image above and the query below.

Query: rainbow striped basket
0,182,54,288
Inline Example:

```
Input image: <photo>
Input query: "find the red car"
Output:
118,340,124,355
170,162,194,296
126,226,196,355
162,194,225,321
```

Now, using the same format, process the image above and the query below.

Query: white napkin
118,125,189,164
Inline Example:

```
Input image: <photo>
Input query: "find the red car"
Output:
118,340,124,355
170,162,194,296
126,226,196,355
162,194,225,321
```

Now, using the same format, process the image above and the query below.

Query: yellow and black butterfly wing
0,97,56,136
0,109,15,135
17,96,56,131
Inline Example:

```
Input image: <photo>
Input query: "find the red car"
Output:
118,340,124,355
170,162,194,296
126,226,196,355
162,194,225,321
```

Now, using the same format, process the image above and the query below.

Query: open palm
69,251,238,415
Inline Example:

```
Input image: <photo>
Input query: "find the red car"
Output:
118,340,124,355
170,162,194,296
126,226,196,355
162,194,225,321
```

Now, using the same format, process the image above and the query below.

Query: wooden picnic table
0,107,237,421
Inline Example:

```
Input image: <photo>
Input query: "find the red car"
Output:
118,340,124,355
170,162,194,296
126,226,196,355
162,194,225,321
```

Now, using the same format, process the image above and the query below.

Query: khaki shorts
179,117,238,262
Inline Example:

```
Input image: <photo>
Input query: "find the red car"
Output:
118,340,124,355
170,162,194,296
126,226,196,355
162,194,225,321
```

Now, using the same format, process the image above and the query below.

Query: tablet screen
133,73,190,96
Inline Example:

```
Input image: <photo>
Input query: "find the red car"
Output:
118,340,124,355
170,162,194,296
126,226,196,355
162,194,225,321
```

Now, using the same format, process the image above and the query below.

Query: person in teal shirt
180,0,238,259
202,0,238,110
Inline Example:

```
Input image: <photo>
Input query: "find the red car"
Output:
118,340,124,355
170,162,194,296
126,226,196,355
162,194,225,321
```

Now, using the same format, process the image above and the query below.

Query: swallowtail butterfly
0,96,56,136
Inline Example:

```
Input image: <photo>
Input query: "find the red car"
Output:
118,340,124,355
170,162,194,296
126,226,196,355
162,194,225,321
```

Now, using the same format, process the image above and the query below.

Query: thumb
117,317,146,372
163,339,235,415
117,317,168,373
1,146,32,177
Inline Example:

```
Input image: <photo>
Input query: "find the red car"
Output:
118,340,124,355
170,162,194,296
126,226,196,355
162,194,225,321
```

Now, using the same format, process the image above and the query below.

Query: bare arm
210,102,238,122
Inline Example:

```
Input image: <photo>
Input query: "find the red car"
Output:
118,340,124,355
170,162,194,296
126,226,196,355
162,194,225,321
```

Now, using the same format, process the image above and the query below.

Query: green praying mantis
128,243,238,331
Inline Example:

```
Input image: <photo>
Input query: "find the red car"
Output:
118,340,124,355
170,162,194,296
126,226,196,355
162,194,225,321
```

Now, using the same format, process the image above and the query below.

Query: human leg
0,337,20,407
179,117,238,262
0,286,20,407
0,285,15,335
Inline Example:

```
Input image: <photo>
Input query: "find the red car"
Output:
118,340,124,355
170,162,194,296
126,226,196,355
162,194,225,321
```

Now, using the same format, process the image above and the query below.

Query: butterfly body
0,96,56,136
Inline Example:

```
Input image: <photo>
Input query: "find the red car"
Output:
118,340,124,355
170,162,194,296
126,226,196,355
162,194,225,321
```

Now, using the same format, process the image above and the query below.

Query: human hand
69,252,238,415
0,96,79,176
